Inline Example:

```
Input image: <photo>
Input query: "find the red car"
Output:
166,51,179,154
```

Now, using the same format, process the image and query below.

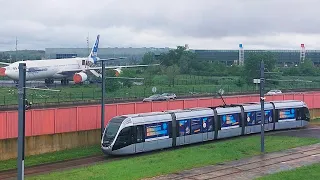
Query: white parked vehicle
266,89,282,95
161,93,177,100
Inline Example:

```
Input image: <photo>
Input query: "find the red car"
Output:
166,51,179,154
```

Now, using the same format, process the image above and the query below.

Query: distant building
194,50,320,67
45,47,171,65
45,47,320,67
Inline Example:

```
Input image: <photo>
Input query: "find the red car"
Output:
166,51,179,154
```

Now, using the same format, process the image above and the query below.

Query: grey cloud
0,0,320,50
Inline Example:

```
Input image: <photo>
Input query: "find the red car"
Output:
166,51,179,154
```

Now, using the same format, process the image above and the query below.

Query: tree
141,52,155,64
119,69,136,88
166,64,180,87
243,52,276,84
158,45,196,70
299,59,316,76
143,66,159,87
105,69,121,92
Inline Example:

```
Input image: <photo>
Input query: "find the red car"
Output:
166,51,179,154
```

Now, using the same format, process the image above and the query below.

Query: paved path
145,128,320,180
269,127,320,139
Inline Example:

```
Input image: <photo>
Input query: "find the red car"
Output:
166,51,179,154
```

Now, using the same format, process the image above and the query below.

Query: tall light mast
300,43,306,63
239,43,244,66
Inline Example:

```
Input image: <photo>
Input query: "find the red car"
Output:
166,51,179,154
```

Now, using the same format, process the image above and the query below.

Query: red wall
0,92,319,140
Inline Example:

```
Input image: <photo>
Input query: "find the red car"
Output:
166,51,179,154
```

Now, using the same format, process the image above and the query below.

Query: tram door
202,117,209,141
135,125,144,153
178,120,191,145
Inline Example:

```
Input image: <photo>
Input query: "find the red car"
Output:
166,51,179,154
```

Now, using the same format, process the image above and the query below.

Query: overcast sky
0,0,319,51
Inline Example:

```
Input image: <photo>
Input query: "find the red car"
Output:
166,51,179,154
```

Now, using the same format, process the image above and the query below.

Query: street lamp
98,57,126,138
260,60,265,153
98,57,154,138
17,63,26,180
17,63,61,180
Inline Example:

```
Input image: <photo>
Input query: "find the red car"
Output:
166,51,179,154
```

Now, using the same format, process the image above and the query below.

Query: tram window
246,112,256,126
136,125,144,143
82,60,85,65
278,108,296,121
178,119,191,136
304,107,310,121
191,118,202,134
113,127,133,150
145,122,169,141
203,116,214,132
168,121,172,138
255,110,273,124
296,108,303,120
220,114,240,130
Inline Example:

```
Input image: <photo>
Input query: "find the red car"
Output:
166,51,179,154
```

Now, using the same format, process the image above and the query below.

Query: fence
0,91,320,140
2,82,320,106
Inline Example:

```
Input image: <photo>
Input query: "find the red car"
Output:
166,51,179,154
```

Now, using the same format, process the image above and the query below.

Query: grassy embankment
310,118,320,126
256,162,320,180
0,145,101,171
16,135,320,180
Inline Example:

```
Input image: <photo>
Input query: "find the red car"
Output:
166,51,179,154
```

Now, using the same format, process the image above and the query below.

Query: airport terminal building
45,47,320,66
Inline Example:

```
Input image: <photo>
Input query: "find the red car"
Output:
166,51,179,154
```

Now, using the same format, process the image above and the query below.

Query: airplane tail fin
88,34,100,64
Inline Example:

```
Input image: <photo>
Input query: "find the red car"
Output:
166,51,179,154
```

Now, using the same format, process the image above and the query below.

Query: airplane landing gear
61,78,69,85
45,78,54,85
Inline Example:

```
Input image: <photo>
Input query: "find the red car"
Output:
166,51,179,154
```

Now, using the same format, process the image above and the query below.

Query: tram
101,100,310,155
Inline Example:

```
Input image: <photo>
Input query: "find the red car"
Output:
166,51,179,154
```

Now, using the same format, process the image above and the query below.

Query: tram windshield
304,107,310,121
102,116,126,146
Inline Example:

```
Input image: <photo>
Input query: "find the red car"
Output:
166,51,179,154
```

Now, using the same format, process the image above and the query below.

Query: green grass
1,74,320,106
311,118,320,125
26,135,320,180
256,162,320,180
0,83,258,106
0,145,102,171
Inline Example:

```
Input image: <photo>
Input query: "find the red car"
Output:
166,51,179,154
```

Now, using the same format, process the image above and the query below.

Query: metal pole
260,60,265,153
101,60,105,139
15,37,18,63
17,63,26,180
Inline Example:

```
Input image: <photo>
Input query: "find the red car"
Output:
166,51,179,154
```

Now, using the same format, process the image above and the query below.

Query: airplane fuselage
3,58,86,81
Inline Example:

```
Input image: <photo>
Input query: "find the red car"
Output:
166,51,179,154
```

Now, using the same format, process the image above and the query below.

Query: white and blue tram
101,100,310,155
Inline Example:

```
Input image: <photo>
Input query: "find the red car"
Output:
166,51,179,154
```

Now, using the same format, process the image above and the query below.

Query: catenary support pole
17,62,26,180
260,60,265,153
101,60,105,139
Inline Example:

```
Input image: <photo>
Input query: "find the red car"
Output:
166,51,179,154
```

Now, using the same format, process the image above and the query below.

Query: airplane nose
0,67,6,76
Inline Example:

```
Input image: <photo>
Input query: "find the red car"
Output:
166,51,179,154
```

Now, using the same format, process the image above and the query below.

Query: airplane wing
57,64,160,75
0,62,11,65
103,64,160,69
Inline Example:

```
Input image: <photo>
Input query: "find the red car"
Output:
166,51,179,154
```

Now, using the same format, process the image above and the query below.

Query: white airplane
0,35,157,85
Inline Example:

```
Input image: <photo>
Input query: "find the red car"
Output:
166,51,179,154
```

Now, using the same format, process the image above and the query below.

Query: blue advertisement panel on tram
145,122,169,141
221,114,240,129
278,108,296,121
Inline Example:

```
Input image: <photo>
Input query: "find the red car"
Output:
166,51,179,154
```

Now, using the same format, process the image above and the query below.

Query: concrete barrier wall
0,129,100,161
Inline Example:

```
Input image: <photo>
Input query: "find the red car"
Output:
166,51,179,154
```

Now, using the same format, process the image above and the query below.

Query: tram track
0,155,110,180
153,145,320,180
0,127,318,180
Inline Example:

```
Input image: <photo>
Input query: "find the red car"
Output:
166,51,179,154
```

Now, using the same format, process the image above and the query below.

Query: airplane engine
73,72,88,84
114,68,121,77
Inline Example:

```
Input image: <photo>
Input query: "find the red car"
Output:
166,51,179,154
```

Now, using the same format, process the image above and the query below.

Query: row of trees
0,50,45,62
140,46,246,87
105,45,320,91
